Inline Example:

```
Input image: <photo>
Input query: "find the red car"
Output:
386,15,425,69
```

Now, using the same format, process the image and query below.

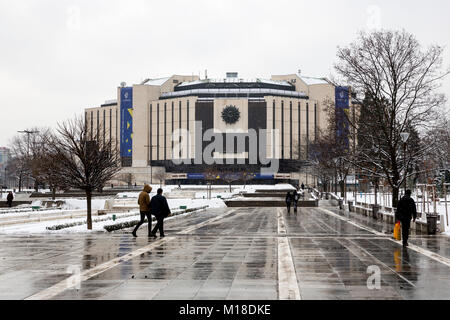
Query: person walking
6,192,14,208
150,188,171,238
285,191,293,213
395,190,417,248
301,183,305,190
293,190,300,212
132,184,153,238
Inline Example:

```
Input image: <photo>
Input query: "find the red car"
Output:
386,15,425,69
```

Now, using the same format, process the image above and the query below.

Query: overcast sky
1,0,449,147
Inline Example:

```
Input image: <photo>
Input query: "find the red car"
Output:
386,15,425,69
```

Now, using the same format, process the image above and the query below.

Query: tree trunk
374,184,378,206
52,188,56,201
339,180,345,198
392,187,399,208
86,188,93,230
18,176,22,192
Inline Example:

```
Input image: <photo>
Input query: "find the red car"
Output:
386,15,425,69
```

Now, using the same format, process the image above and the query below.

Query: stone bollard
348,201,354,212
372,204,380,220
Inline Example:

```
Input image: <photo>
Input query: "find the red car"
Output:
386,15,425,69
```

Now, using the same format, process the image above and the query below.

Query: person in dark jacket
301,183,305,190
132,184,153,238
6,192,14,208
293,190,300,212
285,192,293,213
395,190,417,247
150,188,171,237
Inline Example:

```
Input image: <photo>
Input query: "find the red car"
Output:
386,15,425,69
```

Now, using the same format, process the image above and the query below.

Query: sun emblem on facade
221,105,241,125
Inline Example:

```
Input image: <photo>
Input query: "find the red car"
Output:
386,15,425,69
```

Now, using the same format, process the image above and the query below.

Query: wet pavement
0,204,449,300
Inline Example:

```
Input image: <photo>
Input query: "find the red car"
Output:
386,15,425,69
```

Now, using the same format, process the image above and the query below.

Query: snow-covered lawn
0,196,226,235
0,208,205,234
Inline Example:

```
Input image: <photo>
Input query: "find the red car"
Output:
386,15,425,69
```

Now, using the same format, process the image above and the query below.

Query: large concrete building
0,147,10,187
85,72,355,186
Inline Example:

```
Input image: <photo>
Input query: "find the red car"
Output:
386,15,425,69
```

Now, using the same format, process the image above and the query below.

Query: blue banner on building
254,173,274,180
335,86,350,151
120,87,133,157
187,173,205,180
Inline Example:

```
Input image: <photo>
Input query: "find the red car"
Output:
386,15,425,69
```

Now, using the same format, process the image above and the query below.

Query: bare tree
4,157,27,191
9,133,32,191
222,171,241,193
153,171,166,188
335,29,449,207
47,116,121,230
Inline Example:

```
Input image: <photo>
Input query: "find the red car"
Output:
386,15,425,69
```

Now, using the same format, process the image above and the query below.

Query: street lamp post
400,132,410,195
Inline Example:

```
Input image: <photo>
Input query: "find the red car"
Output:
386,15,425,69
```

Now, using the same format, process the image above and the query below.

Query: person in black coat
6,192,14,208
150,188,171,237
395,190,417,247
293,190,300,212
285,192,293,213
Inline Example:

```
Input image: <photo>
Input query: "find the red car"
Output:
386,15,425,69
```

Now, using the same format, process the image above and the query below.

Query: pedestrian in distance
132,184,153,238
301,183,305,190
395,190,417,248
286,191,293,213
150,188,171,238
6,192,14,208
293,190,300,212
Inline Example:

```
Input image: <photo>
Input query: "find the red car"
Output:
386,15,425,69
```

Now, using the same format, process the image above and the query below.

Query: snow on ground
29,199,107,211
0,209,203,234
0,197,224,234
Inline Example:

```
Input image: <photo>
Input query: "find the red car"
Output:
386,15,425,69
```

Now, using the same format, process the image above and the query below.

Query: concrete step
225,200,318,208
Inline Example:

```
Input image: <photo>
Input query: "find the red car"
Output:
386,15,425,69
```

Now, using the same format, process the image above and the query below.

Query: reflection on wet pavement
0,205,449,300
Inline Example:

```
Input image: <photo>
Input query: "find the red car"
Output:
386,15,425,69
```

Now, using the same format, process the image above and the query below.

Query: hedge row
103,206,208,233
46,211,139,231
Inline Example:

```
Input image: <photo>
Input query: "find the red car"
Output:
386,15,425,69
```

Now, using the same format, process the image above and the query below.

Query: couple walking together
132,184,171,238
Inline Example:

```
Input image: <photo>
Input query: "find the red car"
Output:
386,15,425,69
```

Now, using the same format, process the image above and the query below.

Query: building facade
0,147,10,188
85,73,355,186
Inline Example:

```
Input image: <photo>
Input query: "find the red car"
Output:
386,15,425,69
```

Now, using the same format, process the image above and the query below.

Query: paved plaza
0,202,449,300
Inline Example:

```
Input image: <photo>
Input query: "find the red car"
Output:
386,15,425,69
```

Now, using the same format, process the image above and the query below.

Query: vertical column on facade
149,104,153,162
292,101,299,160
103,109,106,143
159,103,165,161
188,98,195,160
274,98,282,159
306,103,309,159
173,100,180,160
109,109,112,147
167,101,173,161
281,100,284,159
300,102,307,160
289,101,293,159
179,101,183,160
314,103,318,142
90,111,93,140
164,102,167,161
156,103,160,160
186,99,190,160
115,109,118,152
96,110,100,139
